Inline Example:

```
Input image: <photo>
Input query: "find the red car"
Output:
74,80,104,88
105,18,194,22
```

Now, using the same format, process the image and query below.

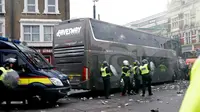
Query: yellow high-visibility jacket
179,57,200,112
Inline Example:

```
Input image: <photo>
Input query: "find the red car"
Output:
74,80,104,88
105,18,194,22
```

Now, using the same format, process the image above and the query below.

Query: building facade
167,0,200,55
0,0,6,37
125,11,168,37
5,0,70,64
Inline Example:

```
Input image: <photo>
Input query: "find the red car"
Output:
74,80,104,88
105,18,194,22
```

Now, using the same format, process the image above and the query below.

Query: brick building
4,0,70,64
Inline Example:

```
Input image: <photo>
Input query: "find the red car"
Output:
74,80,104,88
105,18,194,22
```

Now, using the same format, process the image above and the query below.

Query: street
0,80,188,112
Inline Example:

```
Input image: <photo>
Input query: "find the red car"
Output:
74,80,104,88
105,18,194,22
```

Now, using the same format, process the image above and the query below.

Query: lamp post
93,0,99,19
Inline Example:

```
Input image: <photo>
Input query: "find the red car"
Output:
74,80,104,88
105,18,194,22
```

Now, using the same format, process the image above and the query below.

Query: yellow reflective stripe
18,78,52,85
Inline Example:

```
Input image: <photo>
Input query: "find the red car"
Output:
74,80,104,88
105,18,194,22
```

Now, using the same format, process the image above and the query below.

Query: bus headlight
50,78,63,86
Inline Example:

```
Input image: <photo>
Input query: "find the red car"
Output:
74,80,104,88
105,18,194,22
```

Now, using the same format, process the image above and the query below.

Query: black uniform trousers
134,77,141,94
102,76,111,98
141,74,152,95
122,76,131,95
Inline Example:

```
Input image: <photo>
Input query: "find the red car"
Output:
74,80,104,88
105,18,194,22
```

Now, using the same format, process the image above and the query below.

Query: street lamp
93,0,99,19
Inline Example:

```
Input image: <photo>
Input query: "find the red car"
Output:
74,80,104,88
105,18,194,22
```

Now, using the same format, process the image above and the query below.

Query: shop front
33,47,53,64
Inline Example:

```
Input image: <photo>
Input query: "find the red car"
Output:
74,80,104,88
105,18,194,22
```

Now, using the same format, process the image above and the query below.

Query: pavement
0,80,189,112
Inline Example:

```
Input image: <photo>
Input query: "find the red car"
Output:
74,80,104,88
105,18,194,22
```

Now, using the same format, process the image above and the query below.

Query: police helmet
142,59,148,64
133,60,139,66
4,58,17,67
123,60,129,66
103,61,108,66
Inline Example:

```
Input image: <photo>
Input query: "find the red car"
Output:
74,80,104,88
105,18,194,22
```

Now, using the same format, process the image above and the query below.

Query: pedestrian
121,60,133,96
100,61,112,99
132,60,141,94
139,59,153,97
179,56,200,112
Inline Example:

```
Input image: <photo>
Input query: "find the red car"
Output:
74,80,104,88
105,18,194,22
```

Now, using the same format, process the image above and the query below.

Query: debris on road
98,96,101,99
170,85,175,89
101,100,108,105
110,94,114,97
129,99,133,102
118,106,121,108
81,97,87,101
89,97,93,100
125,103,129,106
177,94,183,96
136,100,144,103
151,108,159,112
177,90,184,94
145,100,150,103
55,104,59,108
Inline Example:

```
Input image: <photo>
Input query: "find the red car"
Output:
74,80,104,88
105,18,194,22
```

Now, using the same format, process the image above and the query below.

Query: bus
53,18,180,90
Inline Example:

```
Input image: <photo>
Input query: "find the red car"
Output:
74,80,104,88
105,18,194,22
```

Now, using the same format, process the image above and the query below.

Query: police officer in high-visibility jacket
139,59,153,97
0,58,19,105
132,60,141,94
100,61,112,99
179,56,200,112
121,60,133,96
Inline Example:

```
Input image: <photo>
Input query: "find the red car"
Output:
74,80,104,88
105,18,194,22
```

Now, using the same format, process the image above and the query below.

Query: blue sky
70,0,169,25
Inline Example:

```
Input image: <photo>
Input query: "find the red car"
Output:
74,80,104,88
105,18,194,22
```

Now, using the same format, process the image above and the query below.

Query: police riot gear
123,60,129,66
121,60,132,96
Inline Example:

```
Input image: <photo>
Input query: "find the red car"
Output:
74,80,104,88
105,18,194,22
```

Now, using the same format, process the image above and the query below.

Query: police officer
179,56,200,112
121,60,133,96
100,61,112,99
139,59,153,97
132,60,141,94
0,58,19,105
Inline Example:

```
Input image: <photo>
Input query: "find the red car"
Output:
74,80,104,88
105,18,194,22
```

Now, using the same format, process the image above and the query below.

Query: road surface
0,80,188,112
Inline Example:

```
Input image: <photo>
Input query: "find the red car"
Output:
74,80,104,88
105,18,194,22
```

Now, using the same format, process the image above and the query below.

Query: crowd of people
100,59,153,99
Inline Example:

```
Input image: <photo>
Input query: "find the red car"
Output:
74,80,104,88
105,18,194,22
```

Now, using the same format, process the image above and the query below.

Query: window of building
0,0,5,13
44,0,59,14
172,16,179,29
44,26,53,41
184,13,190,26
23,25,40,42
20,19,62,44
23,0,39,13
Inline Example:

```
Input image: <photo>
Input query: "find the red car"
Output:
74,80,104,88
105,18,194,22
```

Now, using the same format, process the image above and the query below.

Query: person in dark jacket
100,61,112,99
